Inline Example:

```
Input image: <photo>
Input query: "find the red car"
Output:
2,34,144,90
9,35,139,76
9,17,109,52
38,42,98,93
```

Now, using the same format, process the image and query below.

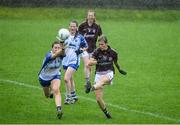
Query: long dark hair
51,41,60,48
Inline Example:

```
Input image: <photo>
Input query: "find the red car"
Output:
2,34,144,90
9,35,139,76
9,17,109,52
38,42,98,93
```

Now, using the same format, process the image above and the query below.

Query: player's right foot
64,98,71,105
57,110,63,119
72,96,78,103
104,112,112,119
85,81,91,93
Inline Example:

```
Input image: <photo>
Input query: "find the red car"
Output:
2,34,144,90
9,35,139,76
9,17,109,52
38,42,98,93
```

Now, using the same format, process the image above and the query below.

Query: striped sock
71,91,77,98
103,108,108,114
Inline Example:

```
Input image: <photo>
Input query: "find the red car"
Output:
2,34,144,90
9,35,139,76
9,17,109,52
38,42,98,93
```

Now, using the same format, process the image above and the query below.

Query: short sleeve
78,23,83,35
44,52,52,63
80,35,88,48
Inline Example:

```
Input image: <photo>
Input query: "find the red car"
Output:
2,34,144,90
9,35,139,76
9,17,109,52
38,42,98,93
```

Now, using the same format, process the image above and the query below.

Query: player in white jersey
62,20,88,104
38,41,65,119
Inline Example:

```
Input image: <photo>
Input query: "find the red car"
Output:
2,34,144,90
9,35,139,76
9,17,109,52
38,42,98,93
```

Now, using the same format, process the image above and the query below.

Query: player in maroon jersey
88,35,127,119
79,10,102,93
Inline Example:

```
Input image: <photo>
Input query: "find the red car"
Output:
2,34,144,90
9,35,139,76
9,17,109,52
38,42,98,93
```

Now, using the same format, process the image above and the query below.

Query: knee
53,88,60,95
64,77,69,83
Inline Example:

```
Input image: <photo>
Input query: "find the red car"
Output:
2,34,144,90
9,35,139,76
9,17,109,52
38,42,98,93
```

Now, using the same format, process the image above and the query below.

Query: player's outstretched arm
88,58,97,66
114,61,127,75
51,47,65,59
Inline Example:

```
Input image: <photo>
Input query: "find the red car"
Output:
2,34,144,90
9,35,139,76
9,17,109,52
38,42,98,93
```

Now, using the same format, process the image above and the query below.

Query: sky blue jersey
62,34,88,67
38,51,64,81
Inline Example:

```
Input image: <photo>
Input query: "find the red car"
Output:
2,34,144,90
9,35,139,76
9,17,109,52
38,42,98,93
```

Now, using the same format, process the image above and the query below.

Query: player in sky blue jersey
62,20,88,104
38,41,65,119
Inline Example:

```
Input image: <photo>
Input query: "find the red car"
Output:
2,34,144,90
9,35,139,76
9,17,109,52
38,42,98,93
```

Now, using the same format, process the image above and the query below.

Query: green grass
0,7,180,124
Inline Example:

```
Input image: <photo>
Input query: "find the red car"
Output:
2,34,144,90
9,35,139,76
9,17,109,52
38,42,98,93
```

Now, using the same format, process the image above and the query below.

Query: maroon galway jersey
79,21,102,53
92,46,118,73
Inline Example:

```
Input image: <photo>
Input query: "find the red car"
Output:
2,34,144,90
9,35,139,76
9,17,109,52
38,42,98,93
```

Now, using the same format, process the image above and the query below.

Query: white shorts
81,51,93,58
94,70,114,85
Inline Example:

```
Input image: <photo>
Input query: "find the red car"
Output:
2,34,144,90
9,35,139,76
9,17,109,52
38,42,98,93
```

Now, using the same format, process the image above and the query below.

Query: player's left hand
75,49,83,55
119,69,127,75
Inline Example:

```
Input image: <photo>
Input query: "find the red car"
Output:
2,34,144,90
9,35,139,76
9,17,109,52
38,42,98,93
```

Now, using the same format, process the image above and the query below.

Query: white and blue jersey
62,34,88,70
38,51,63,82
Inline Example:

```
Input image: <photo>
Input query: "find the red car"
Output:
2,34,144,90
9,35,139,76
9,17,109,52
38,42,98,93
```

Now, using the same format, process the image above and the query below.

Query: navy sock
71,91,77,98
103,108,108,114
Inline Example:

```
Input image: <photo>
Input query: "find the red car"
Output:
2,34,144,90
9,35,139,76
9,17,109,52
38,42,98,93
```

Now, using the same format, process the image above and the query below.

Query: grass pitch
0,7,180,124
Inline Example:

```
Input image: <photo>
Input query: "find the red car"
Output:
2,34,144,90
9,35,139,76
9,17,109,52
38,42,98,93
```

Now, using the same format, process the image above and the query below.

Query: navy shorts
39,75,60,87
63,64,79,71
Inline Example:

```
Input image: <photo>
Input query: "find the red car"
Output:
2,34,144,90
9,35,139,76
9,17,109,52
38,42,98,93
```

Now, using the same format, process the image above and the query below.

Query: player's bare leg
70,78,78,103
64,67,76,104
93,76,112,119
51,79,61,108
95,88,112,119
43,87,52,98
92,76,110,91
51,79,62,119
82,56,92,93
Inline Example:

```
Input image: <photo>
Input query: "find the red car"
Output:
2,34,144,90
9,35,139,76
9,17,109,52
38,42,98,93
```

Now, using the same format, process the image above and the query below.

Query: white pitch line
0,79,179,123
